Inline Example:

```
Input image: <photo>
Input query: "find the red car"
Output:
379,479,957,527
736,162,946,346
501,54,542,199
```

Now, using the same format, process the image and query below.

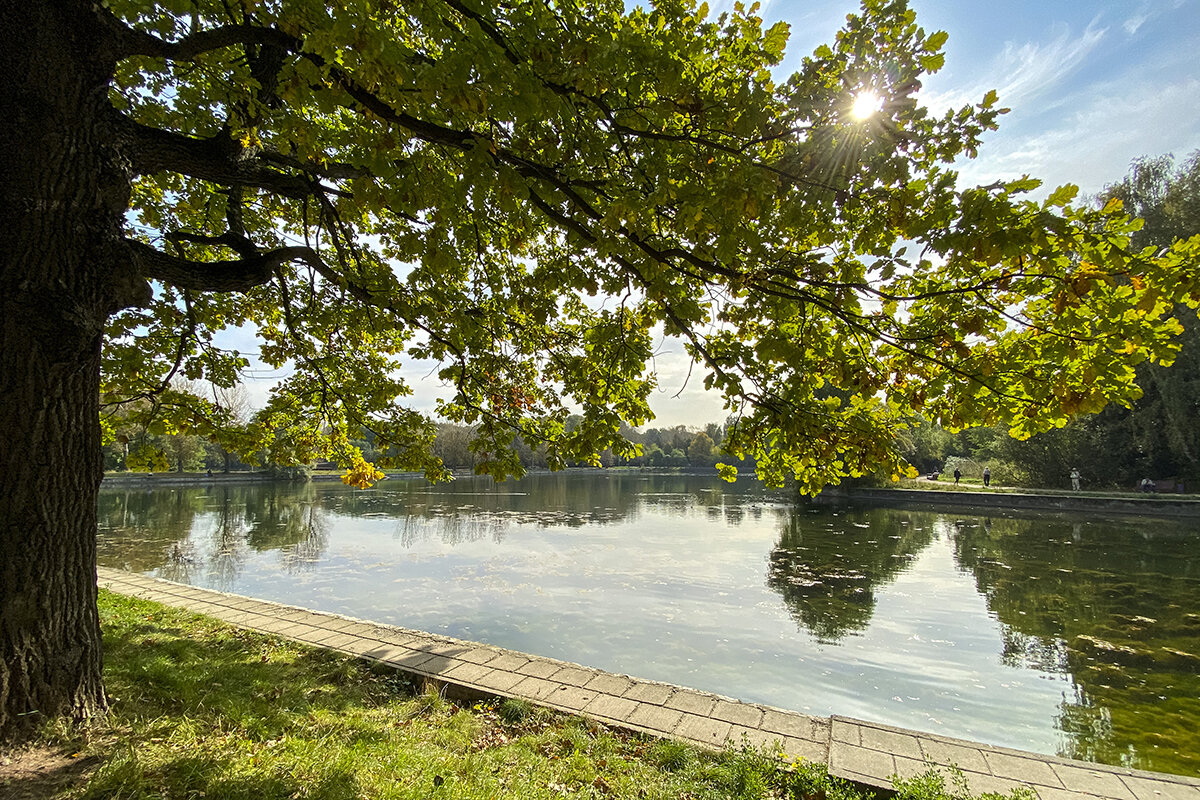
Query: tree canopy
88,0,1200,493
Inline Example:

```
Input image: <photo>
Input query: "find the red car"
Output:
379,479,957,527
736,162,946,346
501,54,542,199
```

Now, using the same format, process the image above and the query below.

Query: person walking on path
983,466,991,488
953,467,961,485
1070,467,1081,492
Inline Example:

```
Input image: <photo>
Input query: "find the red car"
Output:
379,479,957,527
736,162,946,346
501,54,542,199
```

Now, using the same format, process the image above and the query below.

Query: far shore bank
816,485,1200,518
99,465,721,489
101,469,1200,518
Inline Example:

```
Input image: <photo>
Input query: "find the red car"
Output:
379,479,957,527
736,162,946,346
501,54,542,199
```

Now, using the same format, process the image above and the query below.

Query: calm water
96,473,1200,776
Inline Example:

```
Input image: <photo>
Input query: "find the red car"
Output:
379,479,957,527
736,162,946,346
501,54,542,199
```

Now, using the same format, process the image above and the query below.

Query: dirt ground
0,745,100,800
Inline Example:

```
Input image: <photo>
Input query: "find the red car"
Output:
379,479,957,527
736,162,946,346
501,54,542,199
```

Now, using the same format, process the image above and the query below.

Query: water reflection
99,485,330,585
96,474,776,575
767,507,936,642
951,514,1200,776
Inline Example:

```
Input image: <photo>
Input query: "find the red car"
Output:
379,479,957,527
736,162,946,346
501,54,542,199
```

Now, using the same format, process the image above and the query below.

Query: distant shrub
265,464,312,482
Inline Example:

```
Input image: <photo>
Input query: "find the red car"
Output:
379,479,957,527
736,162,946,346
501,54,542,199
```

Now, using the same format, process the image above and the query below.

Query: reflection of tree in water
97,484,330,582
325,473,782,545
397,512,507,547
766,507,936,642
242,484,328,572
97,489,205,572
951,515,1200,776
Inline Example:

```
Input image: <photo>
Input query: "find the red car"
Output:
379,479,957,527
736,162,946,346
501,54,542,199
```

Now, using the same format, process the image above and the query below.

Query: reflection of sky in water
95,475,1195,767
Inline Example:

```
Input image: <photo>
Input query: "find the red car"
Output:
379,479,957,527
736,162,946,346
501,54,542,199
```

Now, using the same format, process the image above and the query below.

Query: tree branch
117,112,339,199
107,12,300,62
126,239,323,292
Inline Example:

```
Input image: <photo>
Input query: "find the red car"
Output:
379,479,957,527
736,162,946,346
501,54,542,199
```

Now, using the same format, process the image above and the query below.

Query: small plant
497,697,534,725
650,738,695,772
892,764,1037,800
410,684,450,717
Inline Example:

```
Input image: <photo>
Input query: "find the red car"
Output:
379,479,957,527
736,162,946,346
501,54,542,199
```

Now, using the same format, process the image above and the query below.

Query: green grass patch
32,591,1032,799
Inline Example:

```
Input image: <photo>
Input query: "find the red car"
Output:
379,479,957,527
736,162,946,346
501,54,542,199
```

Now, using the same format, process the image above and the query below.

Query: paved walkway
98,568,1200,800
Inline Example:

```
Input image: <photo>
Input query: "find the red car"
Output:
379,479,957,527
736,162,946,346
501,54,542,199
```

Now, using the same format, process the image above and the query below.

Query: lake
96,472,1200,777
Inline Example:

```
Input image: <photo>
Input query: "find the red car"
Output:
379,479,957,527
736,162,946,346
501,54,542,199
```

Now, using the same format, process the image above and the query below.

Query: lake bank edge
816,486,1200,518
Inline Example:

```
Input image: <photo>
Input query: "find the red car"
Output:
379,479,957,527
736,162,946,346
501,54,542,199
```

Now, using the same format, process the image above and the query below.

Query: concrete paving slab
314,632,362,651
892,756,947,782
472,669,525,694
548,666,595,686
442,662,496,686
859,725,924,760
510,676,560,702
710,700,763,729
964,773,1041,796
622,681,674,705
583,673,632,695
360,643,412,663
414,654,457,674
335,621,382,641
271,622,323,640
665,690,716,716
626,704,683,734
307,627,355,646
761,708,823,740
918,738,992,774
458,647,501,666
391,651,445,672
487,653,532,672
542,685,598,713
726,725,782,752
582,694,639,723
830,716,862,746
321,617,368,633
1122,775,1200,800
516,659,562,679
781,735,829,766
831,742,895,783
675,714,733,747
1049,765,1138,800
984,750,1065,788
335,637,383,657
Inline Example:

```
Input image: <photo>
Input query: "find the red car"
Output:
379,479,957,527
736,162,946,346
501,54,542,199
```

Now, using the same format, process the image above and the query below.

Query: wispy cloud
920,22,1108,115
1123,13,1148,35
954,76,1200,194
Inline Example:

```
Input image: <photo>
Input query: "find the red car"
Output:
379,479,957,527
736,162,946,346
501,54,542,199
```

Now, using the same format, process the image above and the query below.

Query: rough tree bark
0,1,129,743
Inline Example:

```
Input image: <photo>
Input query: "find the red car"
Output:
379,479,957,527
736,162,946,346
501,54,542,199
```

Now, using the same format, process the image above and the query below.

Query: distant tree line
419,419,734,472
102,403,741,476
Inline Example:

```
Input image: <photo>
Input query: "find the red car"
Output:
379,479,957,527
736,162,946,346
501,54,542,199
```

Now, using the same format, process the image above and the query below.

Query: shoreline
816,485,1200,518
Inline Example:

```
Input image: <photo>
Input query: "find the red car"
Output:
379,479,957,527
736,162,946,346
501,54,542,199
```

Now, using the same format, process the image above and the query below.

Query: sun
850,90,882,121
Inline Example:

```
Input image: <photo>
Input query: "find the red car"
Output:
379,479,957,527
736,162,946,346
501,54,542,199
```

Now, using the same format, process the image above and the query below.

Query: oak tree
1,0,1197,742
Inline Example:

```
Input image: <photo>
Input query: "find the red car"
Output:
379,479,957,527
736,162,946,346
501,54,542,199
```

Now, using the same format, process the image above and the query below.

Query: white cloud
954,76,1200,195
1123,13,1148,35
645,338,730,428
920,22,1108,116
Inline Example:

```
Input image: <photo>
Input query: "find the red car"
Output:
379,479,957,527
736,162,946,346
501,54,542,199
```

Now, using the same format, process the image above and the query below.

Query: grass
21,591,1032,799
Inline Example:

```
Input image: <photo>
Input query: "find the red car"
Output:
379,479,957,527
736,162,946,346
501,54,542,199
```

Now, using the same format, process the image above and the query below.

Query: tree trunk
0,1,127,744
